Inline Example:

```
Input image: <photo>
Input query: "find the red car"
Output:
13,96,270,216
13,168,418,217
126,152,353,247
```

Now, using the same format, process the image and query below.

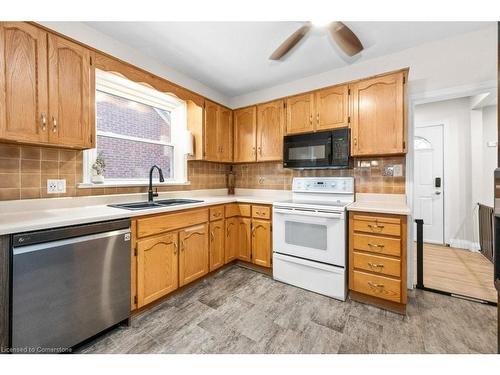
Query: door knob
435,191,441,195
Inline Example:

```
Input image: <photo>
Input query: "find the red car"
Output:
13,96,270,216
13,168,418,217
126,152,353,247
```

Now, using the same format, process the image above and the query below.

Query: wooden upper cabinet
286,93,315,135
257,100,284,161
48,34,94,149
218,106,233,162
350,72,406,156
204,100,219,161
0,22,48,143
316,84,349,131
179,223,209,287
234,106,257,162
137,232,178,308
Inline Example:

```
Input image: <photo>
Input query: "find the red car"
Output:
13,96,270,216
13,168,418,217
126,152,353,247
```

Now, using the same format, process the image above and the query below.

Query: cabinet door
316,84,349,131
234,106,257,162
137,232,178,308
0,22,48,143
179,223,209,286
218,106,233,162
251,219,272,267
286,93,315,135
204,100,219,161
225,217,238,263
209,220,225,271
48,34,93,149
257,99,284,161
237,217,252,262
350,72,405,156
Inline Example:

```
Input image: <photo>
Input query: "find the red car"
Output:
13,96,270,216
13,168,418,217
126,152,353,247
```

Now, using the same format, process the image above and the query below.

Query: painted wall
414,97,474,247
480,105,498,207
38,22,231,106
229,25,497,108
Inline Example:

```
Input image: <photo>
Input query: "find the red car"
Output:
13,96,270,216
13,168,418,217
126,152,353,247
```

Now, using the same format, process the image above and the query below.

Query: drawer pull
368,223,385,231
368,243,385,249
368,281,385,289
368,262,384,269
213,212,222,217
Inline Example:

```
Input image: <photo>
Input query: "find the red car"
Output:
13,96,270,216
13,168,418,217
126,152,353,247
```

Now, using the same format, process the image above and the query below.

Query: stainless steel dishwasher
11,219,131,353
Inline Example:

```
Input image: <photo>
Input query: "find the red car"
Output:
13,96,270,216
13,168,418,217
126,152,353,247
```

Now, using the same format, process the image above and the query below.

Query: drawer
209,206,224,221
252,205,271,220
351,270,401,303
225,203,251,218
352,215,401,237
353,233,401,257
137,208,208,238
353,251,401,278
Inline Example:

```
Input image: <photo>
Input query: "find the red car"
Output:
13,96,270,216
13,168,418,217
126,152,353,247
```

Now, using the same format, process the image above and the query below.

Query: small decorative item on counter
91,152,106,184
227,165,235,195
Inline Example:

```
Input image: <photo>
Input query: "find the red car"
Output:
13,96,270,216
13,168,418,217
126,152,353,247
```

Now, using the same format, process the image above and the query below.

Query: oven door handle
273,208,343,219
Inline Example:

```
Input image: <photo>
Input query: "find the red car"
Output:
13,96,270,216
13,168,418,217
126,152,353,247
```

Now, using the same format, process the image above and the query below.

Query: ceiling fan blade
328,22,363,57
269,24,312,60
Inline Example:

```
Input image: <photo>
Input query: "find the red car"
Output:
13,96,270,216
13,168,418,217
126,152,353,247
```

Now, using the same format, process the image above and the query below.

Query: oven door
272,207,346,267
283,131,332,168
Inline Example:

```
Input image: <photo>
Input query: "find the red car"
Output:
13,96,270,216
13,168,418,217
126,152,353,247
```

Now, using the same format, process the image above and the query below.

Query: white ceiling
85,22,492,98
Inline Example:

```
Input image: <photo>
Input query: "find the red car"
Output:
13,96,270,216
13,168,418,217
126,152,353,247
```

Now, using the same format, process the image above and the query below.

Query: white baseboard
449,239,481,252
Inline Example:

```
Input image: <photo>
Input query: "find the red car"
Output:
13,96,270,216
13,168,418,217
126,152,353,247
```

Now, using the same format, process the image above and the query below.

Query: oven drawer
351,270,401,302
352,233,401,257
352,214,401,237
353,251,401,278
252,205,271,220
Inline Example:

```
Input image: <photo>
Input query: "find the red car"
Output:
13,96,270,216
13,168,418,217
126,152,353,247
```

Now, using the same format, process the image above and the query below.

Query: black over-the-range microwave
283,128,352,169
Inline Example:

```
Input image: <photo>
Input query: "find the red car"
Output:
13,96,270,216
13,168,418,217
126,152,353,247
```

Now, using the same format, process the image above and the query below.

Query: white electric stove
272,177,354,301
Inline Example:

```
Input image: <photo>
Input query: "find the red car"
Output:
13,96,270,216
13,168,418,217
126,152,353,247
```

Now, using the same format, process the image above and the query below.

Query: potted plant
91,152,106,184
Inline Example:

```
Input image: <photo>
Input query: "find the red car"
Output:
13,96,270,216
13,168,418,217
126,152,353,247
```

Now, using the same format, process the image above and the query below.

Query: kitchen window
82,69,190,187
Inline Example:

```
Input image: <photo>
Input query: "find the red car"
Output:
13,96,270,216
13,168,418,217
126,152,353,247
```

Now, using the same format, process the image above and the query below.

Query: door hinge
134,246,138,257
283,102,286,109
348,88,351,95
348,116,351,123
90,56,93,66
403,141,406,149
403,76,406,84
134,295,138,305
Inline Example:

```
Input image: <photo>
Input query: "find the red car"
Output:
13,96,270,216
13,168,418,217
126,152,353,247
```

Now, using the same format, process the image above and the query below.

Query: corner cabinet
0,22,94,149
350,71,406,156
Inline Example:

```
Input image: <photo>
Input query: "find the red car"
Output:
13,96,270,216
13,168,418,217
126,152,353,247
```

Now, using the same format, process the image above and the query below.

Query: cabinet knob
51,116,57,133
353,138,357,146
40,113,47,131
309,114,312,126
316,113,319,124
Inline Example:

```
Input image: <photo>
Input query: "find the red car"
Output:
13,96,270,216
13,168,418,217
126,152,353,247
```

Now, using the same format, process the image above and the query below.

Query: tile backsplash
0,143,230,200
0,142,404,201
233,157,406,194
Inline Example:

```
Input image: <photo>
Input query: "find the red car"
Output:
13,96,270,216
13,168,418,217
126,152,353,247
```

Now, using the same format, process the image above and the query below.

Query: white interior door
413,125,444,244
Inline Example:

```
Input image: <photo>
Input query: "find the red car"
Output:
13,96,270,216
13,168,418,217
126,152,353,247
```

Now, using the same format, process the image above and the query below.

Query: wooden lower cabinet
251,219,271,267
179,223,209,287
237,218,252,262
209,220,225,271
349,211,407,314
137,232,178,308
225,217,238,263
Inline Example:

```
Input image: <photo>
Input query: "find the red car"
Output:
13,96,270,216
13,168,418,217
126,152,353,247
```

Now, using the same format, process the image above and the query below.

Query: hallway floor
414,243,497,303
77,266,497,354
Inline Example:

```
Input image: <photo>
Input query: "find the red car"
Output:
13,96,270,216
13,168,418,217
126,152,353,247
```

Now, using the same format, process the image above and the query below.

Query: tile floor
76,265,498,354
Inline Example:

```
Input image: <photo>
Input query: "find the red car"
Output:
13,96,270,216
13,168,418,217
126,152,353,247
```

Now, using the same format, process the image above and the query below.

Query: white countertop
347,193,410,216
0,188,291,235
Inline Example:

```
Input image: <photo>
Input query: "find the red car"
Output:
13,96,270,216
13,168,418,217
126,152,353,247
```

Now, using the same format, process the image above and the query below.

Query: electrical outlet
382,166,394,177
47,179,66,194
393,164,403,177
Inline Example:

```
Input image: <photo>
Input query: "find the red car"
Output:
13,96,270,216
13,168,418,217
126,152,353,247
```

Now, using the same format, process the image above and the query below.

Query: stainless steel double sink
108,199,203,211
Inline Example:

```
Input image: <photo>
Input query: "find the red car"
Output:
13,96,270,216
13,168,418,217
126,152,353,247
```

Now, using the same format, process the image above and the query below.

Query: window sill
77,180,191,189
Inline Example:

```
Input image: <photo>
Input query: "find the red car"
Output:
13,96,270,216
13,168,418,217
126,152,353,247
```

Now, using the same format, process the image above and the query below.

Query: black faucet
148,165,164,203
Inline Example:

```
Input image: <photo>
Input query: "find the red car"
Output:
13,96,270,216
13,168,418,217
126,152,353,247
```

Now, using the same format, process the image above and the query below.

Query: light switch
393,164,403,177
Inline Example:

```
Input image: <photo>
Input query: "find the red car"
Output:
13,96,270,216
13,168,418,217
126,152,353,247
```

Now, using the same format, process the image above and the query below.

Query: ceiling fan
269,21,364,60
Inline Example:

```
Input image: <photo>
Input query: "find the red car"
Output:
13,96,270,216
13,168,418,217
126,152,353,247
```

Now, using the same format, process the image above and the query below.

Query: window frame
81,69,190,188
